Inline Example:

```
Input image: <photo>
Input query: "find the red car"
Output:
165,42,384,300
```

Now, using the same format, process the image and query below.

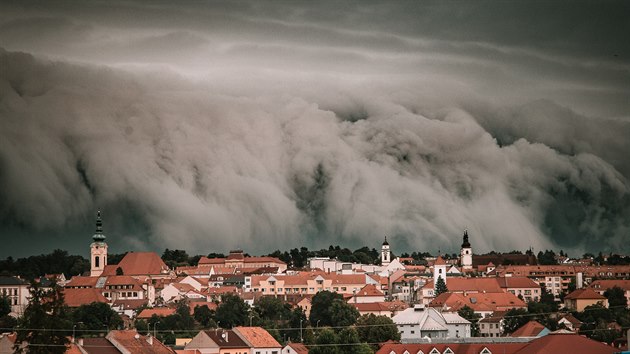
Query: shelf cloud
1,1,629,257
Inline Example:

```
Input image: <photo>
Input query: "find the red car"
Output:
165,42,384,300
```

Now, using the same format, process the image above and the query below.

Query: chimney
147,335,153,345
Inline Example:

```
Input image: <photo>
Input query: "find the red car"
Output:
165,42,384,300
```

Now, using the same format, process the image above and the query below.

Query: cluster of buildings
2,212,630,353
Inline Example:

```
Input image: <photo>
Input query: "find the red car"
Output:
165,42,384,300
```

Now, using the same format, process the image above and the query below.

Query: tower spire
93,210,106,242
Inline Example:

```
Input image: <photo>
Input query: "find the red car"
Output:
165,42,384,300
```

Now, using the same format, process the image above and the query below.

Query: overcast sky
1,0,629,259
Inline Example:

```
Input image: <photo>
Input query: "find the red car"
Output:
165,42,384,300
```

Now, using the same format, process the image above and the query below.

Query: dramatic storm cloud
1,1,629,258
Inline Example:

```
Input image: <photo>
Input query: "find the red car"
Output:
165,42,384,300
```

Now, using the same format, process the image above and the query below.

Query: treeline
0,249,89,279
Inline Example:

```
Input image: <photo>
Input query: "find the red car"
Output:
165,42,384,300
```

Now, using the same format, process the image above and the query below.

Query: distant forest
1,247,628,280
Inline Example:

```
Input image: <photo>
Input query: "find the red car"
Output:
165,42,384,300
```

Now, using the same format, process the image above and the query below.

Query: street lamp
299,319,303,342
154,321,160,338
316,320,320,328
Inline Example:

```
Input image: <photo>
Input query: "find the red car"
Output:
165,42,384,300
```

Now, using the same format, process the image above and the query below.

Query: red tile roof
355,284,384,297
430,291,526,312
423,278,504,293
351,301,408,313
510,321,547,337
589,279,630,291
202,329,249,348
434,256,447,265
285,342,308,354
377,342,528,354
137,308,176,319
79,337,120,354
107,330,174,354
233,327,281,348
63,288,108,307
565,288,607,300
65,276,99,288
495,277,540,289
513,332,617,354
102,252,168,276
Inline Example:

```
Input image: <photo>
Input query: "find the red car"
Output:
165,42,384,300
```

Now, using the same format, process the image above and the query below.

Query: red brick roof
102,252,168,276
565,288,607,300
510,321,547,337
513,332,617,354
423,278,504,293
63,288,108,307
589,279,630,291
233,327,281,348
495,277,540,289
79,337,120,354
202,329,249,348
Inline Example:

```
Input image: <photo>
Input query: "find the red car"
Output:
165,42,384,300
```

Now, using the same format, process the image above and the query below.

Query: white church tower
90,210,108,277
433,255,447,286
381,236,391,266
460,230,473,271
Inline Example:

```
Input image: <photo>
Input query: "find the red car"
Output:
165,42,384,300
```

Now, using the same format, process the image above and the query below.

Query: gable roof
65,276,99,288
102,252,168,276
233,327,281,348
510,321,548,337
565,288,606,300
430,291,526,312
513,332,617,354
107,330,174,354
79,337,121,354
137,308,176,319
355,284,384,297
202,330,248,348
285,342,309,354
377,342,528,354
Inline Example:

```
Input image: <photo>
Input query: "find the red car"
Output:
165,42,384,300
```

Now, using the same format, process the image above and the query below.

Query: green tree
193,304,216,327
310,327,340,354
435,276,448,295
254,296,291,326
14,281,71,354
329,299,359,327
336,327,372,354
310,291,343,327
285,306,307,342
457,306,481,336
604,286,627,308
0,295,17,330
72,302,123,336
502,308,529,335
355,314,400,349
215,294,249,328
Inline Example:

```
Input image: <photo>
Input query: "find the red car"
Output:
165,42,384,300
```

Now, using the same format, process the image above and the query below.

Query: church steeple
461,229,471,248
93,210,106,242
90,210,108,277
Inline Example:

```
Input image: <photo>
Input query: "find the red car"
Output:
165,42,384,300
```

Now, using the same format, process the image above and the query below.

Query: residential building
557,314,582,332
197,250,287,273
246,272,376,296
564,288,608,311
0,276,29,316
479,313,504,338
233,326,282,354
185,329,250,354
282,342,308,354
392,304,471,340
350,301,408,317
348,284,385,303
429,291,527,318
589,279,630,307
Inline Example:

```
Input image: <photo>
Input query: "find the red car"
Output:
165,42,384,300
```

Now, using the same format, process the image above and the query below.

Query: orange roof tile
430,291,526,312
355,284,384,297
285,342,309,354
107,330,173,354
137,308,176,319
233,327,281,348
63,288,108,307
65,276,99,288
565,288,607,300
510,321,547,337
434,256,447,265
513,332,617,354
102,252,168,276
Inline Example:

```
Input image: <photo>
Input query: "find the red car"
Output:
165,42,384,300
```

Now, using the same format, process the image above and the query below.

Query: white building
0,276,29,317
460,230,473,271
392,304,471,340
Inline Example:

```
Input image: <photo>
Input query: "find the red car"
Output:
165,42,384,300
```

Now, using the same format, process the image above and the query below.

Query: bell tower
460,230,473,271
90,211,108,277
381,236,391,266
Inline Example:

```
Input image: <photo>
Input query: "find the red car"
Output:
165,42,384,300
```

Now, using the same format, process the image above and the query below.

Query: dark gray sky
1,0,629,259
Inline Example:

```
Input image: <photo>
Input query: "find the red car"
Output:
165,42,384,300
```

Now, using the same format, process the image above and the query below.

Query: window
95,256,100,268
